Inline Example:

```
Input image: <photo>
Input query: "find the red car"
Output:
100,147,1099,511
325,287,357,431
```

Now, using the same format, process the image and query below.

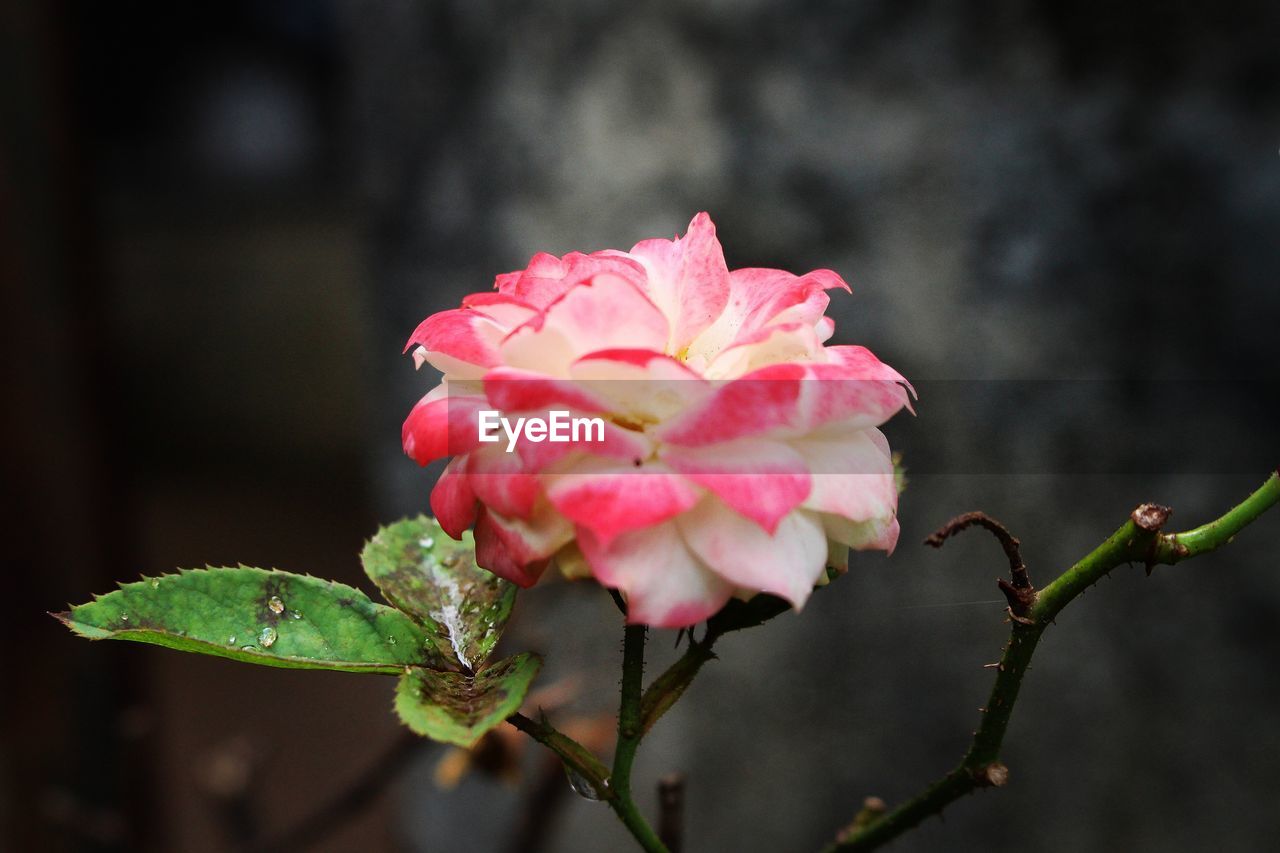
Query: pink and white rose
403,213,912,627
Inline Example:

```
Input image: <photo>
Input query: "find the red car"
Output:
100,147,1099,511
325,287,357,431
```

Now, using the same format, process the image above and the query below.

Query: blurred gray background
5,1,1279,851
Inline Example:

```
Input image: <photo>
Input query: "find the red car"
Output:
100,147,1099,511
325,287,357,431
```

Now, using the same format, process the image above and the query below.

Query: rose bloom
403,213,913,627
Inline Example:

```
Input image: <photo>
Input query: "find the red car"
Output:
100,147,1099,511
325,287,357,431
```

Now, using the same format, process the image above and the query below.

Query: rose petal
627,212,731,352
404,308,506,377
702,322,826,379
402,389,488,466
822,512,900,555
543,460,701,548
473,503,573,587
661,439,811,533
577,522,734,627
570,348,711,422
686,266,848,368
460,292,539,329
678,501,828,608
539,271,671,356
465,446,540,520
483,366,613,415
430,458,479,537
791,426,898,522
657,362,910,447
826,345,917,407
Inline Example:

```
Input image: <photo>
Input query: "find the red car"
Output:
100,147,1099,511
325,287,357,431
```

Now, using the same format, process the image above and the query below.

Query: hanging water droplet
258,626,278,648
565,765,606,801
267,595,285,614
418,536,435,549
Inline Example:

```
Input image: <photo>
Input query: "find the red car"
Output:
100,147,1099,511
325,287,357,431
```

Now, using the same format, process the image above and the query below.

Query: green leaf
394,652,541,747
55,567,444,673
362,516,517,670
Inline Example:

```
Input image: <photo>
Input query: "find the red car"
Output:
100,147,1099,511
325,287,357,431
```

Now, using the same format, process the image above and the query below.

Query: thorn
997,578,1036,616
835,796,889,842
973,762,1009,788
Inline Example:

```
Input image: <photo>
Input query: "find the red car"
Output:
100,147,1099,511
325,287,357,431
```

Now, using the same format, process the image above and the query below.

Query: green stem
637,590,800,736
829,471,1280,852
509,622,672,852
608,623,669,852
639,634,719,735
507,712,611,798
1153,471,1280,563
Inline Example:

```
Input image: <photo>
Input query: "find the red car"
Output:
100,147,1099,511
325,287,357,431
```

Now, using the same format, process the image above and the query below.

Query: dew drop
228,635,237,645
565,765,606,801
267,595,285,614
240,645,256,651
120,612,130,621
258,626,278,648
289,610,303,620
387,635,397,645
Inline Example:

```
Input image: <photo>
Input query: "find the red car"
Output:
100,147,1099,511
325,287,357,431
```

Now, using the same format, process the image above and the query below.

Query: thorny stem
609,623,669,852
508,621,669,853
640,632,720,735
827,470,1280,852
507,712,611,797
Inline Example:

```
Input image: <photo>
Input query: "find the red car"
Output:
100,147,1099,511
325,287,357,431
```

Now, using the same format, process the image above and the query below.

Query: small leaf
394,652,541,747
893,451,908,494
55,567,445,673
362,516,517,670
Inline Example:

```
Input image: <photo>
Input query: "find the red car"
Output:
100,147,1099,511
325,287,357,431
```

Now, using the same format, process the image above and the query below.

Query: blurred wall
4,2,1279,852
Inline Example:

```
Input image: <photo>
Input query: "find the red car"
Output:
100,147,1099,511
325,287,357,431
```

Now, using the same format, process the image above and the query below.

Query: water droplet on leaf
267,595,285,614
120,612,129,621
387,635,397,645
289,610,303,620
228,636,237,645
151,580,160,589
258,626,278,648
